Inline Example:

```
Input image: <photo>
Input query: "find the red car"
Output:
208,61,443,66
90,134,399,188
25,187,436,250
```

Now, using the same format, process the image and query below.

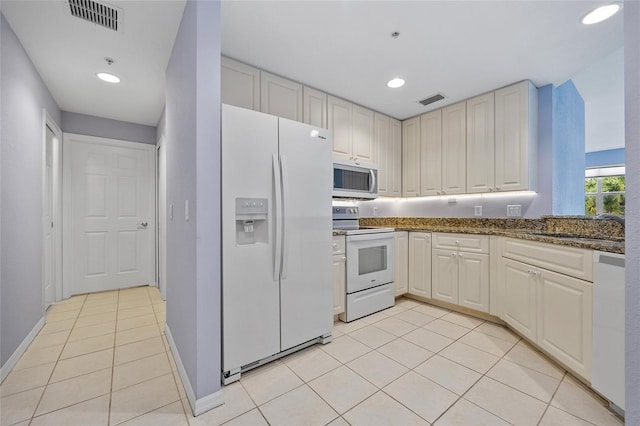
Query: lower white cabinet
538,267,592,380
408,232,431,298
332,236,346,315
394,231,408,296
500,239,593,381
432,233,490,313
501,257,538,342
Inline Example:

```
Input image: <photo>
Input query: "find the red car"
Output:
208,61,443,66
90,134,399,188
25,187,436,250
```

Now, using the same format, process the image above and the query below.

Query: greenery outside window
585,166,625,216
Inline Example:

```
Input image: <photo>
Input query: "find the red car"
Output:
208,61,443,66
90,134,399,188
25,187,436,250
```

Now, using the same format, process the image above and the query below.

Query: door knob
139,221,148,228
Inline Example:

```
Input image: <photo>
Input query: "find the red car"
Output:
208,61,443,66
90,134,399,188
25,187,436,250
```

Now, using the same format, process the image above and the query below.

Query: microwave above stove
333,160,378,200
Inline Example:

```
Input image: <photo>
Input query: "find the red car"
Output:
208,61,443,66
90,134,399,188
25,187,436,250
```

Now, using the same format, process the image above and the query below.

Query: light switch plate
474,206,482,216
507,205,522,217
185,200,190,221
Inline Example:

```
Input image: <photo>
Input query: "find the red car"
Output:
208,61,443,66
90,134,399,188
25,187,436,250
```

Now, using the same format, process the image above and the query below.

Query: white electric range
332,207,395,322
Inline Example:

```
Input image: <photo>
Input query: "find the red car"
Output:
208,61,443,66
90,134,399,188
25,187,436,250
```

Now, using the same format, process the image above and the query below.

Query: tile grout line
106,288,120,426
28,293,88,423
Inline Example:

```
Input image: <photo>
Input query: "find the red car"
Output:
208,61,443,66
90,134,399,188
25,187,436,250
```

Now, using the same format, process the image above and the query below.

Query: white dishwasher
592,250,625,416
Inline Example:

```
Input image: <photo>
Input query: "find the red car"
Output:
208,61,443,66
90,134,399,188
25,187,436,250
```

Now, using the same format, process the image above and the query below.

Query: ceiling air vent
68,0,121,32
419,93,445,107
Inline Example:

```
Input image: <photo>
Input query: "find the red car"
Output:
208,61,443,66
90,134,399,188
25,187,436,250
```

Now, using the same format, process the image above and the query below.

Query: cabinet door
303,87,327,129
352,105,375,162
420,110,442,196
467,93,495,193
221,57,260,111
332,255,346,315
431,249,457,304
495,81,537,192
260,71,303,122
402,117,421,197
375,113,391,196
395,231,409,296
328,96,352,161
501,258,537,342
408,232,431,298
389,118,403,197
538,269,592,380
441,102,467,195
458,252,490,313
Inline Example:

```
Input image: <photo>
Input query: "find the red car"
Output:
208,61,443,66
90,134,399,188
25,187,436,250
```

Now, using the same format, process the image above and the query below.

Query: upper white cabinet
260,71,303,122
408,232,432,298
352,105,376,162
401,80,538,197
394,231,409,296
303,87,327,129
328,96,376,163
420,110,442,196
376,113,402,197
441,101,467,195
221,57,260,111
467,92,495,193
402,116,421,197
495,80,538,192
328,96,352,160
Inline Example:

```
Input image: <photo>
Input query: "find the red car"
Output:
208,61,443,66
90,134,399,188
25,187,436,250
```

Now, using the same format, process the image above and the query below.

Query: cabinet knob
442,190,447,195
333,243,338,249
495,186,501,191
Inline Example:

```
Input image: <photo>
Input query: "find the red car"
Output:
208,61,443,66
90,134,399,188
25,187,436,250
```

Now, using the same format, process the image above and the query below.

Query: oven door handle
347,233,394,243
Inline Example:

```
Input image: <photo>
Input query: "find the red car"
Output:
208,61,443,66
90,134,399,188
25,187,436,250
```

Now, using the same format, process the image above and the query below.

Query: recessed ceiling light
582,3,621,25
97,72,120,83
387,78,405,88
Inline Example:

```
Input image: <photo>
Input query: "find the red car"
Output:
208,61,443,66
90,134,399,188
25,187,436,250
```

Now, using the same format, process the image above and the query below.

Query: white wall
0,12,61,367
61,111,157,145
624,1,639,421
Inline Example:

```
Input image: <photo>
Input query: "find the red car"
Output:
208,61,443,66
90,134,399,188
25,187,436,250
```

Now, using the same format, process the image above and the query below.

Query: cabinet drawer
332,235,345,255
433,233,489,253
502,238,592,282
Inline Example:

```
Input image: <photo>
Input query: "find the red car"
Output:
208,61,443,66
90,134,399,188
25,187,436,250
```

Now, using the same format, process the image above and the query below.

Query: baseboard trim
0,317,46,383
164,324,224,416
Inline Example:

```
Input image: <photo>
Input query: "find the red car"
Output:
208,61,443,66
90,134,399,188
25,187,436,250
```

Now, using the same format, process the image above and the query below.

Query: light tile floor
0,287,624,425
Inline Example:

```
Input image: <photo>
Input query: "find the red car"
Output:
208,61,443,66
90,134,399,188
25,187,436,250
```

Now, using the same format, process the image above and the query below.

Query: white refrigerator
221,104,333,384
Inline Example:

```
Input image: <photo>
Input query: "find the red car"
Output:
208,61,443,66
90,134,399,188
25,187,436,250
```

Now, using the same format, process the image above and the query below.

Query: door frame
156,133,167,300
62,133,157,299
42,109,63,310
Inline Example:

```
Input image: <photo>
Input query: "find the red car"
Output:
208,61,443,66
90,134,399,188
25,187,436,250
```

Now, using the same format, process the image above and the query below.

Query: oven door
346,233,394,293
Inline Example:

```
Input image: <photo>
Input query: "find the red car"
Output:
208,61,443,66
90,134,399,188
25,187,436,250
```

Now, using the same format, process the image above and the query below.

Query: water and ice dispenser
235,198,268,245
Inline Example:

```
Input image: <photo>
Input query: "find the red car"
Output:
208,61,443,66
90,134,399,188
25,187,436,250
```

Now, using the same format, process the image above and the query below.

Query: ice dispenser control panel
235,198,268,246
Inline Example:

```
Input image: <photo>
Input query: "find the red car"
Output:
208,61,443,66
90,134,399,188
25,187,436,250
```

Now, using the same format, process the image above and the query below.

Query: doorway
42,111,62,309
62,133,156,298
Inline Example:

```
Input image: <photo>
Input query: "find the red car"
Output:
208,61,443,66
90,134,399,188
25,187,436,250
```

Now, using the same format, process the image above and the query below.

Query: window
585,167,625,216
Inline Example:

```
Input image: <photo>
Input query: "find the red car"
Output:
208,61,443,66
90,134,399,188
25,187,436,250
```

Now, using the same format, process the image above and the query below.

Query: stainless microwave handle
369,169,376,193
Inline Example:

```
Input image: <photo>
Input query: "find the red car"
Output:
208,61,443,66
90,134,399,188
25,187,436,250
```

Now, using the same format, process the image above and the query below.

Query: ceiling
2,1,625,152
1,0,186,126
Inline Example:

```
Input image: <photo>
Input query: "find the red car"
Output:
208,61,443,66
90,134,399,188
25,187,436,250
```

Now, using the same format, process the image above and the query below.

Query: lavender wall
61,111,157,145
624,1,639,420
0,13,61,366
164,0,221,403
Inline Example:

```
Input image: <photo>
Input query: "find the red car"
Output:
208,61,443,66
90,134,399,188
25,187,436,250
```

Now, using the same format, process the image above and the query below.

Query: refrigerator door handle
273,154,283,281
280,155,289,279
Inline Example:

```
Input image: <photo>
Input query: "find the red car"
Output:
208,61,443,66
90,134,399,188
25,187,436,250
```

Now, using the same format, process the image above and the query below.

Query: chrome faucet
595,213,625,227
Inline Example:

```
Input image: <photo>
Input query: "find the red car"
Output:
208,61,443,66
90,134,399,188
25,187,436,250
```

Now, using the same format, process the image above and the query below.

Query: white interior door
43,125,56,307
63,134,155,296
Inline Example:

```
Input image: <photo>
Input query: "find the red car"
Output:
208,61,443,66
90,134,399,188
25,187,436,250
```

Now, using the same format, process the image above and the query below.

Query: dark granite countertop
358,217,625,254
